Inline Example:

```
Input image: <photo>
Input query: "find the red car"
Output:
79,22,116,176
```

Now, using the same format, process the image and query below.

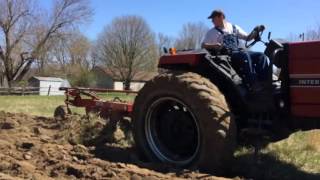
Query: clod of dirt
0,161,11,171
72,144,88,154
23,152,32,160
20,142,34,150
39,135,51,143
0,172,23,180
0,122,13,129
32,127,42,135
131,174,142,180
66,166,84,178
0,122,16,129
114,127,126,141
105,171,117,178
49,170,59,178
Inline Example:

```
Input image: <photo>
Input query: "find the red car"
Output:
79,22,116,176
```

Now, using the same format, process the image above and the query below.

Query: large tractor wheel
132,71,237,174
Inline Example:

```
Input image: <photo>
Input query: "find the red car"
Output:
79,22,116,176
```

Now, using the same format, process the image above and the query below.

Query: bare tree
157,33,174,56
174,22,209,50
96,15,157,90
288,24,320,42
305,25,320,41
68,32,92,70
287,33,300,42
0,0,34,87
0,47,6,86
30,0,92,58
90,44,99,68
50,36,70,73
33,29,93,86
0,0,92,87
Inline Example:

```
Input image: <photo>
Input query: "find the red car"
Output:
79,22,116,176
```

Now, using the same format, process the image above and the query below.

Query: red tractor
131,28,320,173
57,27,320,174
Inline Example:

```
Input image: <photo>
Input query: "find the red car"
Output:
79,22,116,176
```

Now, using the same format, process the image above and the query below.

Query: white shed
28,76,71,96
114,81,146,91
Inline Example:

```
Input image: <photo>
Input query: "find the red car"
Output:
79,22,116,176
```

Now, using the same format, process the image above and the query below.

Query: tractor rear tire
132,71,237,174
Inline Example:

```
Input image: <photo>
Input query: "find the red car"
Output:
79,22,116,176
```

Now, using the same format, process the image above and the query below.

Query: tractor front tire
132,71,237,174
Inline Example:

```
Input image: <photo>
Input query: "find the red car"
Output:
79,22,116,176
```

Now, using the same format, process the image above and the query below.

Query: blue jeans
231,51,270,88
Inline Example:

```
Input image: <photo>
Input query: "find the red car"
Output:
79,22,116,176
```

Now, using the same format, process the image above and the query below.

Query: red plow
54,87,138,120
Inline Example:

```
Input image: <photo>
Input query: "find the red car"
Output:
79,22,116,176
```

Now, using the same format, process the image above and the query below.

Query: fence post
47,85,51,96
22,86,25,96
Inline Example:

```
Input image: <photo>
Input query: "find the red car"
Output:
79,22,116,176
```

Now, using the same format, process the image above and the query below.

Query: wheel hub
145,97,200,166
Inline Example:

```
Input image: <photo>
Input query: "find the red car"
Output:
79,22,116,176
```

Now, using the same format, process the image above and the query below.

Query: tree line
0,0,209,89
287,24,320,42
0,0,92,87
5,1,320,89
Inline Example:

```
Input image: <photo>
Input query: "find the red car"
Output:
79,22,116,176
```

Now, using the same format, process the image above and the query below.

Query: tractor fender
158,52,246,116
158,52,206,68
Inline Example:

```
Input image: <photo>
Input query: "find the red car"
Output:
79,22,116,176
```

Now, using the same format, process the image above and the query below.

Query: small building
92,67,157,91
28,76,71,96
113,80,145,91
0,75,9,88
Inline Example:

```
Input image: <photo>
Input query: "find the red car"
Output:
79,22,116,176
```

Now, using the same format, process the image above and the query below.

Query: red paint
289,41,320,74
288,41,320,118
290,88,320,103
159,52,206,66
291,104,320,117
60,87,138,94
62,87,133,119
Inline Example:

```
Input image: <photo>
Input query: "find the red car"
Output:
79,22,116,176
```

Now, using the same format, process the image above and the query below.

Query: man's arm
201,29,222,50
235,25,250,40
246,31,259,41
239,25,265,41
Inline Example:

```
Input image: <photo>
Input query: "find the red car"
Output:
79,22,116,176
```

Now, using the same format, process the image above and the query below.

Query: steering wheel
245,25,265,48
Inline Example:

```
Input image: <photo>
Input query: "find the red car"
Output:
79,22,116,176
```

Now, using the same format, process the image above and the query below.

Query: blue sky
42,0,320,42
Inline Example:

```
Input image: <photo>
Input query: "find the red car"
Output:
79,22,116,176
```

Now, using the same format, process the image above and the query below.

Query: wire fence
0,86,64,96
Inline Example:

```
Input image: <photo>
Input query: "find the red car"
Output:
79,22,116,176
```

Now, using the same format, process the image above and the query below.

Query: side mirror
268,32,272,40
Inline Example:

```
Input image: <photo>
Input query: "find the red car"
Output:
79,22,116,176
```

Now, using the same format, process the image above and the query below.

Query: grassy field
232,130,320,179
0,94,319,179
0,93,135,117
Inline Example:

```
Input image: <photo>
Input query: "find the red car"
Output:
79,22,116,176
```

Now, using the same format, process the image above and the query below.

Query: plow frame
59,87,137,119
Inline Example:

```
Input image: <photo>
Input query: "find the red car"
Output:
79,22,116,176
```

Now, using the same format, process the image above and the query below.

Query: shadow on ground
92,143,320,180
87,120,182,174
88,121,320,179
231,150,320,180
230,129,320,180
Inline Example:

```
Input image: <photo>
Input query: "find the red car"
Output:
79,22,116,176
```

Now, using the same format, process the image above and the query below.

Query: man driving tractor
202,9,270,93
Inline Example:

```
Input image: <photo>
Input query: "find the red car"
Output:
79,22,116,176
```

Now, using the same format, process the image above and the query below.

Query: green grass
233,130,320,179
96,92,136,102
0,93,135,117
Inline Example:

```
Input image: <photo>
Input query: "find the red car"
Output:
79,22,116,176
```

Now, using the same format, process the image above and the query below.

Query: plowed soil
0,111,233,180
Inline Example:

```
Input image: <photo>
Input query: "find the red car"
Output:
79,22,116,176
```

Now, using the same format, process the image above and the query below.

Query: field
0,95,319,179
0,93,135,117
232,130,320,179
